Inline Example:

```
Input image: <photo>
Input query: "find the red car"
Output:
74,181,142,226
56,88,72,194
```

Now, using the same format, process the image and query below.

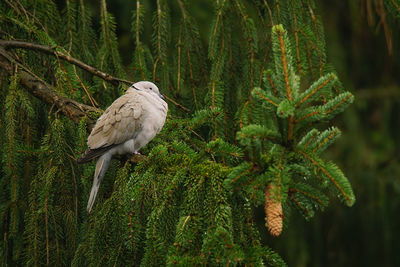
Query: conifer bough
230,24,355,237
0,47,101,128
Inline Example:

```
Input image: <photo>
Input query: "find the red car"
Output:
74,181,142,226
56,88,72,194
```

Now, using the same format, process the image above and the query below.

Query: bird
77,81,168,213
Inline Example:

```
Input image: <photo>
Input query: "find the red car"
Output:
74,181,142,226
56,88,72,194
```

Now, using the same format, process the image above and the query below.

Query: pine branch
0,40,190,112
296,73,337,106
252,87,279,107
0,47,101,128
0,39,132,86
297,149,355,206
271,25,298,142
289,187,326,206
275,26,292,101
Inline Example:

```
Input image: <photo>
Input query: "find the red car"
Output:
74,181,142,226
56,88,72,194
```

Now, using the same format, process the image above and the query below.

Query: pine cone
264,184,283,237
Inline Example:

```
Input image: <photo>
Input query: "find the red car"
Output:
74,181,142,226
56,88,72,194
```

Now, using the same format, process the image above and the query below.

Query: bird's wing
87,92,144,150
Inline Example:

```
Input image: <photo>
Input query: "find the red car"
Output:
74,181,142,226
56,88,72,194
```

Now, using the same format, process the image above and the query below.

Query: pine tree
2,0,396,265
228,25,355,239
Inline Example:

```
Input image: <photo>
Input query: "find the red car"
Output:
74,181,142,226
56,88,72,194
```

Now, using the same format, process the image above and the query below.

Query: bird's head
131,81,165,100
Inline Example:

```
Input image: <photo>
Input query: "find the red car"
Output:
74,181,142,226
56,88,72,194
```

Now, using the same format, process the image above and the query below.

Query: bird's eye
149,87,153,90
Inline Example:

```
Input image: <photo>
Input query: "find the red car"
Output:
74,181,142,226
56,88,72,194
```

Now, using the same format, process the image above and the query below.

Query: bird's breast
145,104,166,132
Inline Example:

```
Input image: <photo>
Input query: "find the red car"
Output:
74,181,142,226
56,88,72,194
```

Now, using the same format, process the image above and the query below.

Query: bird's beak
159,93,165,100
132,85,140,91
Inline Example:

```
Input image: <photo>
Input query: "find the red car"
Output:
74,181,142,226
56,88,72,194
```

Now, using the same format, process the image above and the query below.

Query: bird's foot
127,152,146,164
134,151,141,155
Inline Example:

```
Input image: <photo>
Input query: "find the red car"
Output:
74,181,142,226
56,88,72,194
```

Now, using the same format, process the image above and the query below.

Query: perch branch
0,47,144,163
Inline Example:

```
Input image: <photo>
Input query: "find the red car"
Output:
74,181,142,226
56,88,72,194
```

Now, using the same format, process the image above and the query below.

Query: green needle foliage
3,0,394,265
228,25,355,230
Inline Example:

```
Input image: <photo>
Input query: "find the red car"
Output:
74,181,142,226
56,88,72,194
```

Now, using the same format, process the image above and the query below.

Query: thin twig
164,95,190,112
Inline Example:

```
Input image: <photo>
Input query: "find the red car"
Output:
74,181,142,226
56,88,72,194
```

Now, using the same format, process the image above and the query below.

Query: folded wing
78,92,144,163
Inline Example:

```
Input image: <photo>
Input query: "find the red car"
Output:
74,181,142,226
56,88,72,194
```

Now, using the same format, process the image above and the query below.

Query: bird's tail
87,154,111,213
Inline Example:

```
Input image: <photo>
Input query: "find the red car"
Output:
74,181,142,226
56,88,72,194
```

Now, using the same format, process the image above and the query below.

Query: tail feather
77,145,116,164
87,154,111,213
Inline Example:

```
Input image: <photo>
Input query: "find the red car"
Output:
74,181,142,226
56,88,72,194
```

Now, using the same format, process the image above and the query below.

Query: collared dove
77,81,168,213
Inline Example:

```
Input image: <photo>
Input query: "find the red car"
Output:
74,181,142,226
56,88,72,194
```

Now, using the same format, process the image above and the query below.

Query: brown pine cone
264,184,283,237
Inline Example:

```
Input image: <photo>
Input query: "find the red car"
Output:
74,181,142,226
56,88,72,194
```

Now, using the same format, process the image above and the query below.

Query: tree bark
0,47,101,130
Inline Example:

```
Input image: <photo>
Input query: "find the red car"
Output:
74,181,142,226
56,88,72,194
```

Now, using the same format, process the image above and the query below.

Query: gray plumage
78,81,168,213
